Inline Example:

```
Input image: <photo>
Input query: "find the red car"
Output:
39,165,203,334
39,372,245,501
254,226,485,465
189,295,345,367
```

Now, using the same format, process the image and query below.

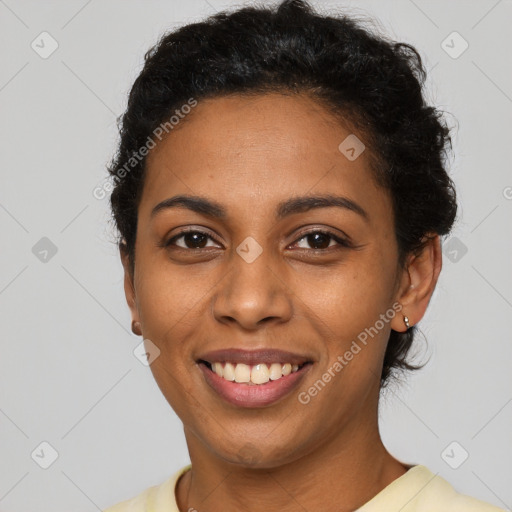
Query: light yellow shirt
103,464,505,511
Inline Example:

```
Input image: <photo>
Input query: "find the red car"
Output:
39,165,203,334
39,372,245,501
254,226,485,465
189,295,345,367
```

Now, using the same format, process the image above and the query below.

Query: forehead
147,93,358,171
142,93,390,223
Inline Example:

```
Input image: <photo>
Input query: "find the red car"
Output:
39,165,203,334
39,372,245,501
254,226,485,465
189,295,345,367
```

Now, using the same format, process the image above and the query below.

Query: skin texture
121,93,442,512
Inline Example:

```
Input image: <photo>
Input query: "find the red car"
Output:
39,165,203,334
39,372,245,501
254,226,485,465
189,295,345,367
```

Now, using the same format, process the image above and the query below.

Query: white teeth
212,362,224,377
234,363,251,383
269,363,283,380
209,361,304,384
251,364,270,384
223,362,235,381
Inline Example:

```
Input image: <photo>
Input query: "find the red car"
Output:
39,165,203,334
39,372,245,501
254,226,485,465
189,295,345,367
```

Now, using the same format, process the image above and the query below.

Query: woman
103,0,502,510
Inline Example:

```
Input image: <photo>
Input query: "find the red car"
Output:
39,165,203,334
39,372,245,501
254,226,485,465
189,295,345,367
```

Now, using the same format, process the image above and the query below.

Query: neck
176,413,407,512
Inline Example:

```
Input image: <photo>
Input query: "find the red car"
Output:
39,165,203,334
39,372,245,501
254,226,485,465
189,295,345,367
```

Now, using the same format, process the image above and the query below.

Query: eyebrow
151,194,369,222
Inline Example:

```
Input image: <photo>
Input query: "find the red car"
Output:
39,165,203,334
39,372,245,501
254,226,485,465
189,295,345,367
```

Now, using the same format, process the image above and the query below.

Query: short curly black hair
107,0,457,386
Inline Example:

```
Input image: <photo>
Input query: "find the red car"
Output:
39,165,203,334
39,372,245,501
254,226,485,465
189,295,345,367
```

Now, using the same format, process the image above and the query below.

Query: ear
391,234,443,333
120,243,141,335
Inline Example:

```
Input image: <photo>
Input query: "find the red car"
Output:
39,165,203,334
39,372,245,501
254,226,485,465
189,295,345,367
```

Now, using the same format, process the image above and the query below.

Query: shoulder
102,465,192,512
103,484,155,512
404,465,503,512
357,465,505,512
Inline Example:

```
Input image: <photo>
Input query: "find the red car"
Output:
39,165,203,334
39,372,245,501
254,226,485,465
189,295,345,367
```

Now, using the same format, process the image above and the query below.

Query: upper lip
197,348,313,366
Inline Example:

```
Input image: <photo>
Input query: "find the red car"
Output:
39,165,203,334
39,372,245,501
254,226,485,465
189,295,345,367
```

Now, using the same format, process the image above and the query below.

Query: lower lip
198,362,312,408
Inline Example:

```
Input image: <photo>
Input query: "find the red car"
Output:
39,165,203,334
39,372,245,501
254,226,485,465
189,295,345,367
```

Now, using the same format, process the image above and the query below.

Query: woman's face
124,93,410,467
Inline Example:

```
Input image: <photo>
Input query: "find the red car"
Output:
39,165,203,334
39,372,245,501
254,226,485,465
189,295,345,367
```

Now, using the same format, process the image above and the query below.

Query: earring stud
403,315,410,330
131,321,142,335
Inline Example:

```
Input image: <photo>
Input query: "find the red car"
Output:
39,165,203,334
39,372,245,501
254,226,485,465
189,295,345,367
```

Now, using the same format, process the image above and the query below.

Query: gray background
0,0,511,510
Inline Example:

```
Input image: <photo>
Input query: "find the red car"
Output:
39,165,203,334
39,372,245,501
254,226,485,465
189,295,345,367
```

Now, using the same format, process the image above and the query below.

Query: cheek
300,259,394,330
134,250,207,334
296,251,397,389
298,270,392,408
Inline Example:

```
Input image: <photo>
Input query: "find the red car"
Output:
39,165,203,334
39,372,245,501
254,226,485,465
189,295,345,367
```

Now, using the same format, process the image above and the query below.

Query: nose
212,248,293,330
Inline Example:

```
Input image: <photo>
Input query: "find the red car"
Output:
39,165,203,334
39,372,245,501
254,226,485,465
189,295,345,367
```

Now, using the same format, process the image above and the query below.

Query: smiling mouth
198,360,312,385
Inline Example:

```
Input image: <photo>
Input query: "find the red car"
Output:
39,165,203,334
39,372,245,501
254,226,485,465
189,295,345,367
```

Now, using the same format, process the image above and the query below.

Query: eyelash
163,228,352,252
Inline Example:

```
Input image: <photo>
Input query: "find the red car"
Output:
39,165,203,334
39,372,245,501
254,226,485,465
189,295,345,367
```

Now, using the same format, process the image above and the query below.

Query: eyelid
288,228,352,250
163,226,352,250
163,226,223,248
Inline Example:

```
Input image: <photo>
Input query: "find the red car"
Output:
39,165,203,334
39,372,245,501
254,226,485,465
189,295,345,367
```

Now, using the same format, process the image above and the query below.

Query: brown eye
292,230,350,251
166,230,220,250
305,233,332,249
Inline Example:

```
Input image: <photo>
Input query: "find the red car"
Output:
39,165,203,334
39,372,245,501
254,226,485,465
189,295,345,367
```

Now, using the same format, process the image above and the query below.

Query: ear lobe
120,244,141,332
391,234,442,332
